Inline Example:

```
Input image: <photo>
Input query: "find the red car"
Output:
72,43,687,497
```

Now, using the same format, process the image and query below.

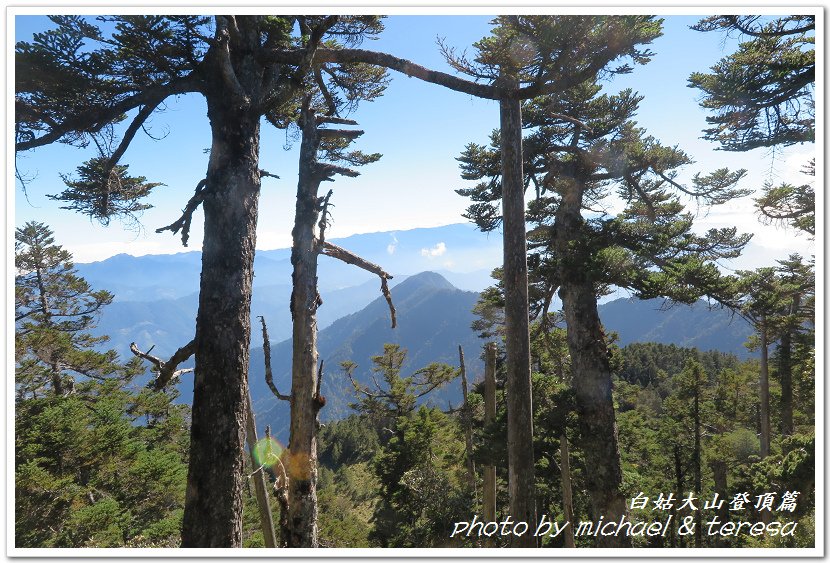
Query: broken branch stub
258,315,291,402
129,339,196,390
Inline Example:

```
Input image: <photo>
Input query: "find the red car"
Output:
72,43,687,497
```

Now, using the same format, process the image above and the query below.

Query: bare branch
319,241,396,328
104,100,161,175
260,169,280,180
318,128,364,140
318,189,333,244
316,116,358,126
346,365,378,399
155,178,208,246
261,47,505,100
130,339,196,390
258,316,291,402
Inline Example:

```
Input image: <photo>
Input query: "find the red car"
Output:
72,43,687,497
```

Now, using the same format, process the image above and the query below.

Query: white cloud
387,234,398,255
420,242,447,258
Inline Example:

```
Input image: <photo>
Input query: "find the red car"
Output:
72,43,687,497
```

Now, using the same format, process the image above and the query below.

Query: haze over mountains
77,223,754,441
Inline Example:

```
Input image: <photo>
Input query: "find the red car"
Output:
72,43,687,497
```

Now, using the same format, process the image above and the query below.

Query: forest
13,14,816,551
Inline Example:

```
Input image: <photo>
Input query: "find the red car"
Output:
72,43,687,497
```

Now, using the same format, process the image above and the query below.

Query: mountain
75,223,501,303
249,272,483,441
598,297,753,359
93,277,416,360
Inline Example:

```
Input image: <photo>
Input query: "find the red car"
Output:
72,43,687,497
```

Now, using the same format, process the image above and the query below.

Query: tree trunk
710,460,728,547
672,445,683,548
499,86,536,547
181,99,261,547
693,372,702,548
759,318,771,459
554,177,629,548
245,390,277,548
560,432,576,548
458,345,476,494
483,342,497,546
779,294,799,437
181,22,266,544
286,105,325,548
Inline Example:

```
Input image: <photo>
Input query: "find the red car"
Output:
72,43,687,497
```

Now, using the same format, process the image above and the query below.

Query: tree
688,16,816,237
456,59,749,546
16,15,386,546
14,226,189,547
688,15,815,151
441,17,672,542
755,159,815,237
15,221,126,397
733,255,814,456
343,344,464,547
773,255,814,437
283,93,390,546
21,14,770,547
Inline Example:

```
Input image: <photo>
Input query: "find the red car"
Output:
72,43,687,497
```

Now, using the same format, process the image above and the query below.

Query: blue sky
13,13,816,269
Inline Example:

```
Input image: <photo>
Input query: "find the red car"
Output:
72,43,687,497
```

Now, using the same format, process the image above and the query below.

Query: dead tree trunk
245,390,277,548
286,102,328,548
458,345,476,494
499,81,537,548
286,100,393,547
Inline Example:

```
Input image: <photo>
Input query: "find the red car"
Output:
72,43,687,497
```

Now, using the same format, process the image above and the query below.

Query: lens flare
252,436,283,469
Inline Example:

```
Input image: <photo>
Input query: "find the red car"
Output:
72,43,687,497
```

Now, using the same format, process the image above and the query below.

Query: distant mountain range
75,223,755,441
82,223,500,355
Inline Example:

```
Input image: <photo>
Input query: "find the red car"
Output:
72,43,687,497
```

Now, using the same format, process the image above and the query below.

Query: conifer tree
343,344,464,547
689,16,816,236
456,73,749,546
15,221,126,397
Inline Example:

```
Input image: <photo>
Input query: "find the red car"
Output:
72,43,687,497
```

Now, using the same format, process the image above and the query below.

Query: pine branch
16,76,200,152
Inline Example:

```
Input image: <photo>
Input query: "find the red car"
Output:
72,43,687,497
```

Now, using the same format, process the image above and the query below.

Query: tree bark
560,432,576,548
286,104,325,548
181,99,261,547
554,176,629,548
181,21,264,545
499,84,537,547
759,318,771,459
672,445,683,548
